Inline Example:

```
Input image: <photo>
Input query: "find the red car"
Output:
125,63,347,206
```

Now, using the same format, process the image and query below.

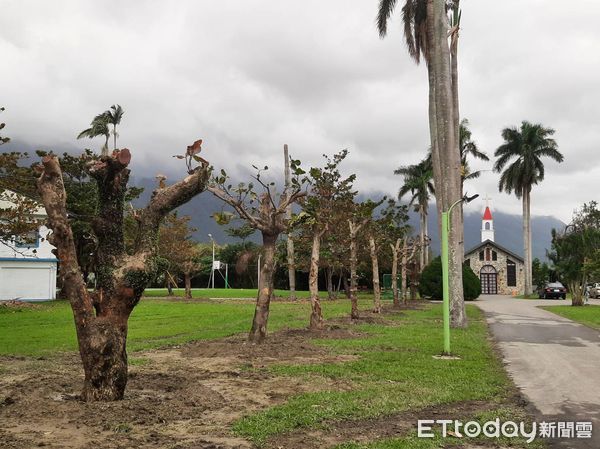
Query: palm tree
494,121,564,295
378,0,468,329
106,104,124,150
460,118,489,183
77,112,110,157
395,157,434,270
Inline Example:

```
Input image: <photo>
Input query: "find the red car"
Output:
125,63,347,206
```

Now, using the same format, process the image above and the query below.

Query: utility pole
284,144,297,300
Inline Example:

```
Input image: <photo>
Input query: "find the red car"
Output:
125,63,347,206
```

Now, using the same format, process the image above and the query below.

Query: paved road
476,295,600,449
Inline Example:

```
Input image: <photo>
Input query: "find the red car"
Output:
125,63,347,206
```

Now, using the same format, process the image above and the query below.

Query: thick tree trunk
570,281,585,306
249,233,278,342
391,240,400,307
184,272,192,299
309,231,324,329
348,221,360,319
37,149,210,401
79,316,129,401
369,234,381,313
431,0,466,328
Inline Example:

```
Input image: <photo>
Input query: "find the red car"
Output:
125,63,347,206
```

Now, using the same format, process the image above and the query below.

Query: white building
0,190,57,301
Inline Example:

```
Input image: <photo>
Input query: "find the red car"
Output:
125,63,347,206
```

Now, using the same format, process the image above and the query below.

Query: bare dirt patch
0,322,359,449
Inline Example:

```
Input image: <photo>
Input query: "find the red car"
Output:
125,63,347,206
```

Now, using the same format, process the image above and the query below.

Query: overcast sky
1,0,598,223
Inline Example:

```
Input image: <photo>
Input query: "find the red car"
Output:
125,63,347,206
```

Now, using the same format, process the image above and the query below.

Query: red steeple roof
483,206,493,220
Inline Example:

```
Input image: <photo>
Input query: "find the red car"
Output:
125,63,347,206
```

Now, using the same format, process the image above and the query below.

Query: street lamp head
208,233,213,239
464,193,479,204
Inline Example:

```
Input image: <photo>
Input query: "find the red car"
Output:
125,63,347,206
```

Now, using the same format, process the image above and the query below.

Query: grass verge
233,305,516,446
542,304,600,330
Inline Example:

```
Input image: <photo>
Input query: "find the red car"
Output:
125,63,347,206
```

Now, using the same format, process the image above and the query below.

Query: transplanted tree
494,121,564,295
378,0,467,328
35,139,210,401
348,199,383,319
549,202,600,306
395,157,434,271
298,150,356,328
158,213,208,299
207,160,306,342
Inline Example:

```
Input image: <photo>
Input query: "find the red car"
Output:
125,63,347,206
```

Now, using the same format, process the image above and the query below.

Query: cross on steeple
482,193,492,209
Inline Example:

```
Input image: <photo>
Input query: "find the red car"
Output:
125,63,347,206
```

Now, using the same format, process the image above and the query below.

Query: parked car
589,283,600,299
538,282,567,299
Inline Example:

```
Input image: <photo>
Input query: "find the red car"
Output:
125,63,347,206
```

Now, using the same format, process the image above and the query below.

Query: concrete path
476,295,600,448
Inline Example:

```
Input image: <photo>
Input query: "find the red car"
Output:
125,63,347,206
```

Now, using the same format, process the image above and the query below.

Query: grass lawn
0,295,368,357
0,295,537,448
542,304,600,330
233,305,535,447
143,287,333,299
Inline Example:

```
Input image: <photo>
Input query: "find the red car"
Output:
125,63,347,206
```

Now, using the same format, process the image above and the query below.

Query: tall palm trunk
113,124,117,150
431,0,466,328
419,207,427,270
522,188,532,295
249,233,278,342
369,234,381,313
309,230,325,329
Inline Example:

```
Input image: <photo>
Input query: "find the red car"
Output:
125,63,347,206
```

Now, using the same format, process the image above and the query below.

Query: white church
464,200,525,295
0,190,57,301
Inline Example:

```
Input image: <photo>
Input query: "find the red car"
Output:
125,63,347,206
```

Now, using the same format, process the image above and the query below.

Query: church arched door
480,265,498,294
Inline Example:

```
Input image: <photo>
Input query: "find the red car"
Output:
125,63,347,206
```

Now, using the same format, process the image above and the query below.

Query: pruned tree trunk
184,272,192,299
309,230,325,329
336,268,343,295
391,240,400,307
284,144,297,300
343,273,351,299
326,266,335,300
369,234,381,313
249,233,278,342
37,149,209,401
348,220,361,319
401,239,408,305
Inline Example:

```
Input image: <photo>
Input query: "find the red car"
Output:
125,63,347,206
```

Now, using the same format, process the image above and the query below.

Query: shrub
418,256,481,301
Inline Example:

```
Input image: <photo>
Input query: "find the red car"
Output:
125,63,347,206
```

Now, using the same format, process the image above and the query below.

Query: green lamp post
441,193,479,355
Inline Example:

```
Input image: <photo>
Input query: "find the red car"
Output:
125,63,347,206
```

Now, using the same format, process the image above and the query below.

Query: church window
485,222,491,230
492,250,497,261
479,251,484,261
507,259,516,287
485,248,491,261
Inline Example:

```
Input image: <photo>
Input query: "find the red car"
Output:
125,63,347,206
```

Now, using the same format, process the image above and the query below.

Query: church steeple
481,195,494,242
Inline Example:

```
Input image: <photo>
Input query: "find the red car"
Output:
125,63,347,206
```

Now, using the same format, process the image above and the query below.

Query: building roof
483,206,493,220
465,239,524,263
